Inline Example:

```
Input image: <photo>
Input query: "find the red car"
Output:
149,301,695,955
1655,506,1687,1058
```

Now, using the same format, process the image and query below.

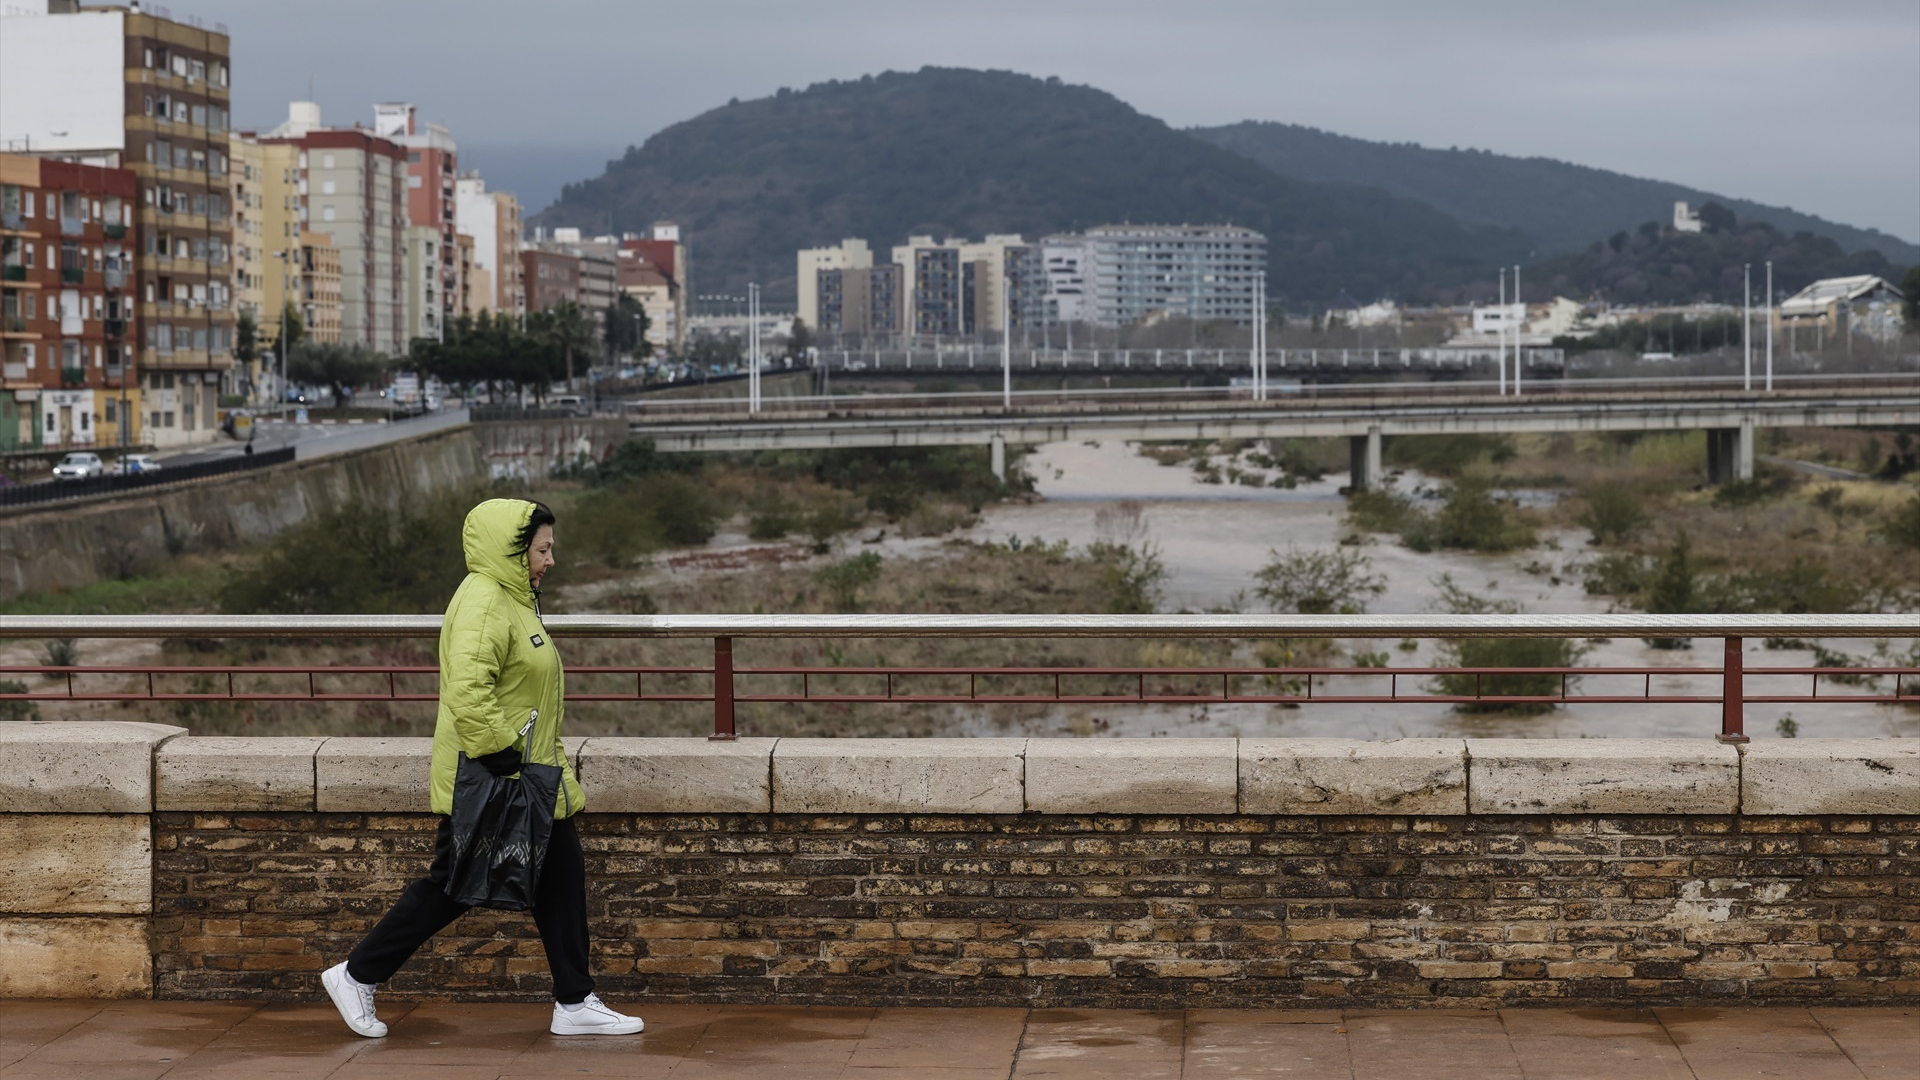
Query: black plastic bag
444,751,562,910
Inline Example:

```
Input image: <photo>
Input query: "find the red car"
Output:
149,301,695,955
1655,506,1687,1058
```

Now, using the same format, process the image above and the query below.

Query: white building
1075,224,1266,328
454,176,501,313
1041,237,1088,325
1673,201,1704,233
1777,275,1906,342
797,238,871,330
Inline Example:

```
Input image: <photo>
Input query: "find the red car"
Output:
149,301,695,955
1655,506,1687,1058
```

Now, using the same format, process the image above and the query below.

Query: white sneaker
550,993,644,1036
321,961,388,1038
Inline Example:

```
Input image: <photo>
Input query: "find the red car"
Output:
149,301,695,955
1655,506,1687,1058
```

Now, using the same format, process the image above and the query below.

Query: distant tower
1673,202,1704,233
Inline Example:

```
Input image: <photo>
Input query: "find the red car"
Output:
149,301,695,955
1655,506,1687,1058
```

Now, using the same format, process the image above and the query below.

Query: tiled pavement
1,1001,1914,1079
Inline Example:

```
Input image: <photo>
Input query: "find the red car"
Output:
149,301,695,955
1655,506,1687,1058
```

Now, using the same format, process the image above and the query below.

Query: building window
322,206,336,222
105,399,117,423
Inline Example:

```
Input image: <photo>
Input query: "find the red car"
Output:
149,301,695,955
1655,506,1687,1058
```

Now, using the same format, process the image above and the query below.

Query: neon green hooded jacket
428,498,583,818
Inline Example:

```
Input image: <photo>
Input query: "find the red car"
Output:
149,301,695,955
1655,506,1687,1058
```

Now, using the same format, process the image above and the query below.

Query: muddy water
935,440,1916,740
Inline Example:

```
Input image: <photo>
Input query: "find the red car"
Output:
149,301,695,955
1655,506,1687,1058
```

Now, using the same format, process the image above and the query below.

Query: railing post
710,635,737,741
1719,635,1749,744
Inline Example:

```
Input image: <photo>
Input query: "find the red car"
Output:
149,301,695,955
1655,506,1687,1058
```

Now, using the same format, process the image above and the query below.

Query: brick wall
152,810,1920,1008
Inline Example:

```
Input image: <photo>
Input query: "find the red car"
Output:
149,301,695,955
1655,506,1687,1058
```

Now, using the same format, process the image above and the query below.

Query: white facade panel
0,7,125,155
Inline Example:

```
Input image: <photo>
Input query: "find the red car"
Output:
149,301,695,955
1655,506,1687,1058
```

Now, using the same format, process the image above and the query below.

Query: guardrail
1,614,1913,742
615,372,1920,418
0,446,295,509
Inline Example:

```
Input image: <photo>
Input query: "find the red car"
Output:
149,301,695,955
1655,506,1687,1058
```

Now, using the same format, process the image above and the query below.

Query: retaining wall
0,427,486,600
2,724,1915,1007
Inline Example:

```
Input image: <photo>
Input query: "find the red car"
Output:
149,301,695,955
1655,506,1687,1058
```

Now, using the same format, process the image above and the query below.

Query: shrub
219,491,476,614
0,678,38,721
1385,433,1515,477
1577,483,1649,545
1427,575,1587,713
814,552,883,611
571,473,723,564
747,495,800,540
1883,495,1920,551
593,438,702,485
1253,545,1386,615
1346,485,1420,534
1432,477,1535,552
1088,542,1166,614
42,638,78,667
1582,551,1651,597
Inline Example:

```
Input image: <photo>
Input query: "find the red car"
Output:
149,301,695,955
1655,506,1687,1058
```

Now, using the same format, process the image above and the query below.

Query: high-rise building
402,224,441,344
520,247,579,312
0,0,235,446
298,230,342,345
797,238,871,330
0,153,141,450
259,103,408,356
815,263,902,340
888,234,1037,340
618,224,685,353
1076,224,1266,327
454,173,522,316
373,103,458,334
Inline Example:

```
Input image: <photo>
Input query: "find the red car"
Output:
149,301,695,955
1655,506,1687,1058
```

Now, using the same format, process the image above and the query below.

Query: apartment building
402,225,441,344
0,0,235,446
0,154,141,451
299,230,342,344
453,173,523,315
797,238,871,330
618,224,686,353
259,102,407,356
373,103,458,334
527,227,618,328
885,234,1038,340
520,247,580,312
1077,224,1266,327
815,263,902,340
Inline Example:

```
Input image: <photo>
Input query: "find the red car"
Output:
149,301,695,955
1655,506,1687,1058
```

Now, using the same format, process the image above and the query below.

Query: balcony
1,209,22,230
60,366,86,388
2,315,27,334
2,265,24,282
104,268,126,289
105,317,126,338
60,216,84,237
61,268,85,285
104,224,128,240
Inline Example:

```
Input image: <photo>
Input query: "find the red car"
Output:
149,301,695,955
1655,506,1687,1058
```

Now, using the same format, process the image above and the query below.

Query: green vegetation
0,559,229,616
1384,434,1514,477
815,552,884,611
1885,495,1920,550
1353,477,1535,554
1555,312,1742,356
536,68,1527,304
1253,546,1385,615
218,489,481,615
1191,121,1917,268
1577,482,1649,545
1429,575,1588,713
0,679,37,722
286,342,389,410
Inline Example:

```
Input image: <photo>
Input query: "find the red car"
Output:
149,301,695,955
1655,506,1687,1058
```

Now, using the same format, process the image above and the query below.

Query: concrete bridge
629,383,1920,486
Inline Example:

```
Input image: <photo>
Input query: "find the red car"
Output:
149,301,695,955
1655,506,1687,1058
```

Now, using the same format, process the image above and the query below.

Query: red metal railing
3,638,1915,744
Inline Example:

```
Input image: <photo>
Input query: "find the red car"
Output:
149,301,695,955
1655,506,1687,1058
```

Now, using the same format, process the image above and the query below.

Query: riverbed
937,440,1914,740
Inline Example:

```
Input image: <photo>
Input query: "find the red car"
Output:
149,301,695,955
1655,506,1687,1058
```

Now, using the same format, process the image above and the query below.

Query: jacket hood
462,498,536,603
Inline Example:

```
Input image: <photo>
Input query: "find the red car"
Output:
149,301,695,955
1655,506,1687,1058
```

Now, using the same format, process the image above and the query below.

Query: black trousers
345,815,594,1004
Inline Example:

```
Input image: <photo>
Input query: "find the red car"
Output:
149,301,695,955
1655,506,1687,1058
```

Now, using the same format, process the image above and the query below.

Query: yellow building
299,231,342,345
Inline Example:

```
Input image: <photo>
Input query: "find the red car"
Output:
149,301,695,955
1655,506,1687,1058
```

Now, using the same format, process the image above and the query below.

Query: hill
1522,204,1902,305
1190,121,1919,266
532,68,1530,305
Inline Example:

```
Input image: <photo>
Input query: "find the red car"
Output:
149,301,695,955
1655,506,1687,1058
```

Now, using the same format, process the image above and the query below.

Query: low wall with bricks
2,723,1915,1007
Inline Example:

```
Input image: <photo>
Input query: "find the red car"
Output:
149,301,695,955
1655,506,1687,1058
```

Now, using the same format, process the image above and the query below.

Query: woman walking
322,498,642,1038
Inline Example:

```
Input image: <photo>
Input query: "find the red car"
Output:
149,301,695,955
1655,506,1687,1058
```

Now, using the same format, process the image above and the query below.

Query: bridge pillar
1349,425,1383,491
1706,424,1756,485
990,433,1007,483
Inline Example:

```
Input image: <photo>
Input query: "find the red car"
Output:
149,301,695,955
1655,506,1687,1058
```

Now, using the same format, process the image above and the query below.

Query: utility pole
1764,261,1773,392
1001,269,1011,410
747,282,760,414
1743,264,1752,391
1513,264,1522,396
1497,268,1507,396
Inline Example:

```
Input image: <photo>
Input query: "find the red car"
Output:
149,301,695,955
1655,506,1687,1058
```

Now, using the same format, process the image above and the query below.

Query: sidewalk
2,1001,1913,1079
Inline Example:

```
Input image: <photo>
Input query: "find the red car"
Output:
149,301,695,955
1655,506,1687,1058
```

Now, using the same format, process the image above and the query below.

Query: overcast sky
190,0,1919,244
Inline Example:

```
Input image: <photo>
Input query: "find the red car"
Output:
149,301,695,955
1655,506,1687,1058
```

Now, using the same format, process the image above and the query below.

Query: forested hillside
1191,121,1919,266
533,68,1529,304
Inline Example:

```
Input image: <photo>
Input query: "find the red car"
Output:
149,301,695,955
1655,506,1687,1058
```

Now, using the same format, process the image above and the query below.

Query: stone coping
1,726,1915,816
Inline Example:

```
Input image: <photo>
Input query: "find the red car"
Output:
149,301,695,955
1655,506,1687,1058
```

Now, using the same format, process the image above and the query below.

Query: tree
1695,201,1738,233
280,301,306,355
534,300,598,391
1901,265,1920,331
234,310,258,368
287,342,388,410
787,316,814,359
605,293,650,360
1253,545,1385,614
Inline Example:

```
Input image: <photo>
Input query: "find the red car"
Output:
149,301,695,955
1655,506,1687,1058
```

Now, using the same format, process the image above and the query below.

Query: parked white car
51,452,104,480
111,454,161,476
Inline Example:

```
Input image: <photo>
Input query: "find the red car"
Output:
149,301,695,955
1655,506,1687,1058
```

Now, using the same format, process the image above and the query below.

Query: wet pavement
2,1001,1914,1078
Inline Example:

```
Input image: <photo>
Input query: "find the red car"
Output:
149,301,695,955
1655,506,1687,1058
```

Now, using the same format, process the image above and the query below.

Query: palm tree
538,300,599,393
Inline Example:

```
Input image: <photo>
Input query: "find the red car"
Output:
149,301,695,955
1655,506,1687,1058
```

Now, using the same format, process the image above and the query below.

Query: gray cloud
187,0,1918,241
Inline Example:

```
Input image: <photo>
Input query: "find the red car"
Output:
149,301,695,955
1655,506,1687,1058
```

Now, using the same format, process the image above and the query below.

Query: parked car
110,454,161,476
51,452,104,480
